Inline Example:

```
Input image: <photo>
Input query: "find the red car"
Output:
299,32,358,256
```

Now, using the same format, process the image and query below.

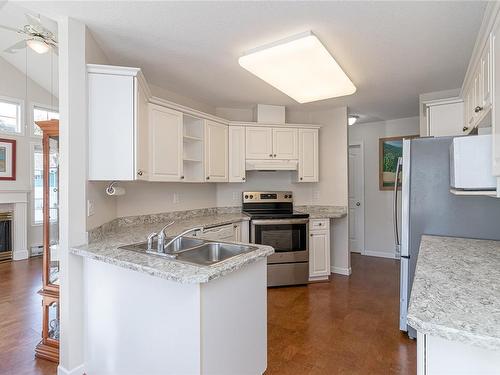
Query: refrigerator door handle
393,157,403,249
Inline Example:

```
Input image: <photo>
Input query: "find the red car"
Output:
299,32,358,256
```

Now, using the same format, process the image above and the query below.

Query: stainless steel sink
119,237,258,266
176,243,257,266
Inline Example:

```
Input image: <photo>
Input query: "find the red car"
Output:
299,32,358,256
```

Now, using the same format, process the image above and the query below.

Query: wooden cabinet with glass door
34,120,60,363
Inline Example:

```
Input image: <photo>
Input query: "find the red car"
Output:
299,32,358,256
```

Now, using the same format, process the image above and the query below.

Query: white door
309,230,330,278
298,129,319,182
148,104,183,182
228,126,246,182
272,128,298,159
205,120,228,182
348,144,364,253
245,127,273,159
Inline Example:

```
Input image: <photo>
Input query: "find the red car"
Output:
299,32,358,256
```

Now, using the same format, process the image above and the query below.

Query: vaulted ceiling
17,1,487,122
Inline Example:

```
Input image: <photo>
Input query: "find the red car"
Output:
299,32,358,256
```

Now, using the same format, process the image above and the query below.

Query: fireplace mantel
0,191,28,260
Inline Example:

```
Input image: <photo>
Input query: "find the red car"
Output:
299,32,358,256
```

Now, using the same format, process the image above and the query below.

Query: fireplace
0,212,13,261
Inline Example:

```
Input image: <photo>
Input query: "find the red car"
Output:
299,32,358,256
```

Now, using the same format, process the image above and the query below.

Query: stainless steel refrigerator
395,136,500,338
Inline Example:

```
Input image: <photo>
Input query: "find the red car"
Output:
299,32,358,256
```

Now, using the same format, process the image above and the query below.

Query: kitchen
0,1,499,375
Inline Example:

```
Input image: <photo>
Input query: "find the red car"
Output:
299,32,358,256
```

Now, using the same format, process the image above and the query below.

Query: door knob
356,202,361,206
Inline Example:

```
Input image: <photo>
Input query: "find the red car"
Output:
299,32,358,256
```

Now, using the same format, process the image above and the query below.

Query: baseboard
58,364,85,375
363,250,396,259
330,266,352,276
12,249,29,260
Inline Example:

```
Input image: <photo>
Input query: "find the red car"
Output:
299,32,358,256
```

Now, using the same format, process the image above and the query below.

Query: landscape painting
379,135,417,190
0,139,16,181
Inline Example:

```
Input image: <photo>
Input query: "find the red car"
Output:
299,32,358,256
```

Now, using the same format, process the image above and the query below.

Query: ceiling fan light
27,37,49,54
348,115,359,126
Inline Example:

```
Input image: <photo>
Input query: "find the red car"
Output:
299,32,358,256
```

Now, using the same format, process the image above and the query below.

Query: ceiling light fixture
26,37,50,54
238,31,356,103
348,115,359,126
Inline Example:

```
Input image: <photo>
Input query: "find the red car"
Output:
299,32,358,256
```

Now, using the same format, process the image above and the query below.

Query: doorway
348,143,365,254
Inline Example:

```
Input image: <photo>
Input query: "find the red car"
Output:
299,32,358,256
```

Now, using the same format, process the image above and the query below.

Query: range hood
246,159,298,171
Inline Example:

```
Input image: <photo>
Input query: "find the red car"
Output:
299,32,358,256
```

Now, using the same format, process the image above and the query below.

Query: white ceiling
21,1,486,122
0,1,58,97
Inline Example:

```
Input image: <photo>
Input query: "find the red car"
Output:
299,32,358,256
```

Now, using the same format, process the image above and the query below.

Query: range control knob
250,195,254,199
289,194,293,198
244,195,249,199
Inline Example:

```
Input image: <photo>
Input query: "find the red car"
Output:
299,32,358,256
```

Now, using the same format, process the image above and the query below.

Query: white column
57,17,87,375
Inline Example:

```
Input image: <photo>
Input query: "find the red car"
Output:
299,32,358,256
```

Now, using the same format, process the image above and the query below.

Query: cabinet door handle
300,177,303,181
273,154,277,157
242,177,246,181
137,170,143,176
474,106,483,113
463,126,469,132
206,176,210,180
269,154,273,157
180,176,185,180
310,233,314,237
318,222,322,226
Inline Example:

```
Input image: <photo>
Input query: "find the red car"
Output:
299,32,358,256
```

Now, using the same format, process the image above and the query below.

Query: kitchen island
71,208,273,375
408,235,500,375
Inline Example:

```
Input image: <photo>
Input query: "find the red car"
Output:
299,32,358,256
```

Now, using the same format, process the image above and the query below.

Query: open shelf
450,188,498,197
183,158,202,163
182,114,205,182
183,135,203,142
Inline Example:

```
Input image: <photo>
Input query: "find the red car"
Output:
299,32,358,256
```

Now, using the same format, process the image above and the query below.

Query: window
0,98,22,134
33,106,59,136
32,144,44,224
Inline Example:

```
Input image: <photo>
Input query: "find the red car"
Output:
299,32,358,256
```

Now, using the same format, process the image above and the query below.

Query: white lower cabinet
309,219,330,281
205,120,229,182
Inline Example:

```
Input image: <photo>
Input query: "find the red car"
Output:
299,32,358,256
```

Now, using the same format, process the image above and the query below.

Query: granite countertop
408,235,500,350
295,205,347,219
71,212,274,284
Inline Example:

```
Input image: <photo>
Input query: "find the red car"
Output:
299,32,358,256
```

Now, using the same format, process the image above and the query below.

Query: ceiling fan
0,13,57,55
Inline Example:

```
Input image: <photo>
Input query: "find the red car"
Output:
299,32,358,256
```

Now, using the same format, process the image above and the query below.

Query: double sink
120,236,258,267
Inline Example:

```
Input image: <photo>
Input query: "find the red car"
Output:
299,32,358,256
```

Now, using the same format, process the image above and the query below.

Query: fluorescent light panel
239,31,356,103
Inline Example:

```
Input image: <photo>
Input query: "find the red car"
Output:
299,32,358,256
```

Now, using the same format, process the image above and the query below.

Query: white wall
348,116,420,258
0,56,59,248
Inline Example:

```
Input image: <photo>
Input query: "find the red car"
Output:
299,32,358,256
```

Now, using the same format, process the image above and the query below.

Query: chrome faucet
163,226,204,254
147,221,175,252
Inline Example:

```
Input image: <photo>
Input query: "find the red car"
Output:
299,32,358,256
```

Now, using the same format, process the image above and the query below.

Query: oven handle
250,218,310,225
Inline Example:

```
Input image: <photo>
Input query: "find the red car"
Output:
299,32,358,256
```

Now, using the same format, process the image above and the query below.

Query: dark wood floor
0,257,58,375
266,253,416,375
1,253,414,375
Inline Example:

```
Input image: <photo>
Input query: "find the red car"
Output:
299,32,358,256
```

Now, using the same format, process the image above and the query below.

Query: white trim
363,250,397,259
29,141,43,225
0,94,25,136
12,249,29,260
57,364,85,375
348,142,365,255
330,266,352,276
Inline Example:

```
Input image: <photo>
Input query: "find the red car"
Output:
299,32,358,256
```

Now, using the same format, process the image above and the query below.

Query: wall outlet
173,192,180,204
312,190,320,203
232,191,239,202
87,200,95,217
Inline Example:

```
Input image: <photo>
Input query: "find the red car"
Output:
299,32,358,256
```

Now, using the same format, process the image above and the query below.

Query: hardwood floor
0,257,57,375
1,253,414,375
266,253,416,375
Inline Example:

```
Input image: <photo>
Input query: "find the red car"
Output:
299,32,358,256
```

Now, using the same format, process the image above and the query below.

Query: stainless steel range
242,191,309,287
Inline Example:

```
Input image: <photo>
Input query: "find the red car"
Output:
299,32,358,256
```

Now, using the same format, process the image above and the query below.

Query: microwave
450,134,496,190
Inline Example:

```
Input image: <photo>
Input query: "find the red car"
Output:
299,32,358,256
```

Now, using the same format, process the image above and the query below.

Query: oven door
251,218,308,264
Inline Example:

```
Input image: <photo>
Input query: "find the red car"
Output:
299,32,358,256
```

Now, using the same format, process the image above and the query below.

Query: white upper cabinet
205,120,228,182
228,126,246,182
272,128,298,159
427,101,464,137
148,104,184,182
88,66,147,181
245,127,273,159
298,129,319,182
481,42,492,111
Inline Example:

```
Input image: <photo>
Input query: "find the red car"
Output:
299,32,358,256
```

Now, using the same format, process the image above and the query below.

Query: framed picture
379,135,418,190
0,138,16,181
